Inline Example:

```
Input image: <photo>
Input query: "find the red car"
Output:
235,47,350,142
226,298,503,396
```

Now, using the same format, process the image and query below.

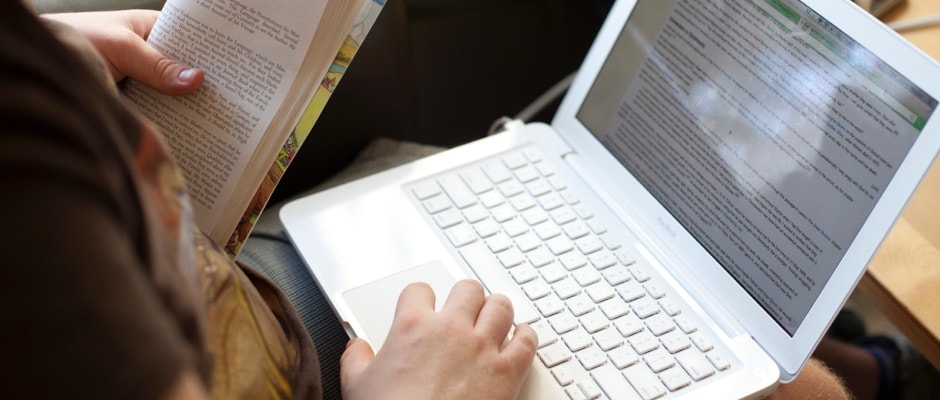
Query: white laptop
280,0,940,398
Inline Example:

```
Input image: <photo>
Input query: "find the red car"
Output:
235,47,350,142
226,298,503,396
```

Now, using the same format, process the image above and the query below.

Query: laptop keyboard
407,147,733,400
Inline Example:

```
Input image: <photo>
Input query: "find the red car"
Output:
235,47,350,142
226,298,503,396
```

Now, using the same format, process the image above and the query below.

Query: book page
124,0,326,234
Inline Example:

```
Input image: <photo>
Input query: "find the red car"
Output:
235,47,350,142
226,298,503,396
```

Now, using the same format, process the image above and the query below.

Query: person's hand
340,280,538,400
42,10,203,96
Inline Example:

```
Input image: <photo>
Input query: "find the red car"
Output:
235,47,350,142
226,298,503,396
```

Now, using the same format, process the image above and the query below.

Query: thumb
115,34,204,96
339,338,375,383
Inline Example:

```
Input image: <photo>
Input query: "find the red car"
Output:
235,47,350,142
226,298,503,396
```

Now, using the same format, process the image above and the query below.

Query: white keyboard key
560,189,580,205
586,218,608,234
594,328,625,351
572,267,601,287
631,298,661,319
706,351,731,371
617,283,647,302
498,180,525,197
533,221,562,240
581,311,611,334
608,346,640,369
598,299,630,320
549,313,580,335
614,314,645,337
484,233,513,253
526,178,553,196
599,233,621,250
478,190,505,208
659,299,682,317
535,296,566,317
553,279,582,300
659,367,692,392
538,342,572,368
535,163,555,176
645,314,675,336
614,248,636,266
628,265,651,282
690,332,714,352
676,350,716,381
562,330,594,352
509,264,539,284
660,331,691,354
540,263,568,284
567,294,596,316
503,218,529,237
628,333,660,355
577,346,608,371
564,219,591,241
549,175,568,190
530,319,558,348
674,315,697,334
551,361,578,386
412,181,441,199
560,252,588,270
526,247,554,267
516,233,542,253
521,208,549,225
602,266,632,286
643,349,674,372
552,207,579,225
482,161,513,183
547,236,575,255
439,175,477,209
588,252,617,270
473,218,500,238
444,224,476,247
538,192,565,210
586,284,616,303
523,149,543,163
576,380,603,400
510,194,537,211
461,204,489,223
502,152,528,169
566,386,589,400
575,236,604,255
490,204,516,222
522,279,552,300
423,195,451,214
623,364,668,400
592,365,643,400
644,284,666,299
433,209,463,229
497,250,526,268
460,169,493,194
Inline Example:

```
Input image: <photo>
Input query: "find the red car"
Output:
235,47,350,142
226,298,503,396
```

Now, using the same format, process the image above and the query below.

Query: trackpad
342,260,457,350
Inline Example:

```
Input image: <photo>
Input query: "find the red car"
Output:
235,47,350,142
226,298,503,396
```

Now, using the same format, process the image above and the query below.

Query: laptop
281,0,940,398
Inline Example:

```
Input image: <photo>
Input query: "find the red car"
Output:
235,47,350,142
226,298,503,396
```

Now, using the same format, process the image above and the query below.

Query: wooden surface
857,0,940,370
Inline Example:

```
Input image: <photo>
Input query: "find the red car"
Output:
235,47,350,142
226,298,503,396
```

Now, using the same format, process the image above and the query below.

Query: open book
123,0,385,256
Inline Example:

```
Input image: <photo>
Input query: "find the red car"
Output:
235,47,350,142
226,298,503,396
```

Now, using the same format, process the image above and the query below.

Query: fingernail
178,67,198,82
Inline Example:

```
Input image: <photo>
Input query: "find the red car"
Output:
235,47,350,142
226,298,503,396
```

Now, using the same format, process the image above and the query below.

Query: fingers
441,279,486,320
339,338,375,386
474,293,515,345
393,282,436,321
115,35,204,96
501,323,538,369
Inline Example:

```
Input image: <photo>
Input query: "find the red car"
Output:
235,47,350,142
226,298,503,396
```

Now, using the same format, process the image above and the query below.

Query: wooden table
857,0,940,370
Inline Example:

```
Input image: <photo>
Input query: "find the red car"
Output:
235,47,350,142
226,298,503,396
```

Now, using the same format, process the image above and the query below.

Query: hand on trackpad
341,260,457,350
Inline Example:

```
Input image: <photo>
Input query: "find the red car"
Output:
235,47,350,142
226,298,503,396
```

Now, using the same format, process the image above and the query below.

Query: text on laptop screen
577,0,937,334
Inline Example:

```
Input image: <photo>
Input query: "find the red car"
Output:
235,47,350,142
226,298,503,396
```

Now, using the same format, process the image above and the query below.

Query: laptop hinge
562,151,749,340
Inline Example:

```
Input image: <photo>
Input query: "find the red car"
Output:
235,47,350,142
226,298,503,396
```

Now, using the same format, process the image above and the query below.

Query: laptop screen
577,0,937,335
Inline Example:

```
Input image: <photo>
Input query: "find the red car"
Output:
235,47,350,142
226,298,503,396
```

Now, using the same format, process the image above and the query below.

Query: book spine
225,0,387,256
